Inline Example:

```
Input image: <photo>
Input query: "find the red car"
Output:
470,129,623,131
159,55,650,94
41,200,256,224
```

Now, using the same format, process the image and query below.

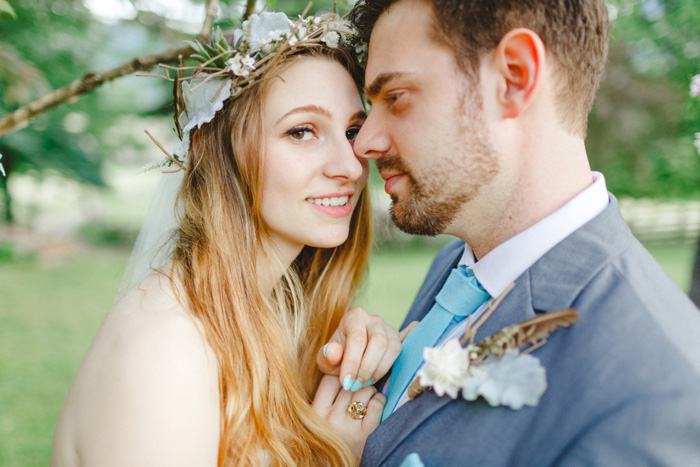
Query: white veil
116,170,184,300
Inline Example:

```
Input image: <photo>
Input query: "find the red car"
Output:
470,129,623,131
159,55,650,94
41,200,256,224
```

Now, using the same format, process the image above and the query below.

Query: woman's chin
305,231,350,249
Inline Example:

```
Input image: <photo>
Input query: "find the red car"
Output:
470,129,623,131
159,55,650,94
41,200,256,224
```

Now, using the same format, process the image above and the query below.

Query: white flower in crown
241,55,256,70
322,31,340,48
0,152,5,176
225,55,244,76
243,12,292,49
417,338,471,399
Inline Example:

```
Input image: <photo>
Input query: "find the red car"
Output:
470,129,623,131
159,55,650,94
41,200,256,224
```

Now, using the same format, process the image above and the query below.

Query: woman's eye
287,127,314,141
346,127,360,141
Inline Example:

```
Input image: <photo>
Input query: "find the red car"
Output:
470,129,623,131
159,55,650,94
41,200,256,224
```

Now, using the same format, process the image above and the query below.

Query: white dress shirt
390,172,610,412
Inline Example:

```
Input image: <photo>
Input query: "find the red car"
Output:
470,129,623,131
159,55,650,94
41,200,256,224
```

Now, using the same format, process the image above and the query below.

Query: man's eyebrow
349,110,367,122
276,105,332,125
365,72,409,100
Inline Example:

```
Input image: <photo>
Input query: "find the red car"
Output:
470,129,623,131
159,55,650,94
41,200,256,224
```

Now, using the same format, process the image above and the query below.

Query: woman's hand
312,374,386,460
316,308,404,392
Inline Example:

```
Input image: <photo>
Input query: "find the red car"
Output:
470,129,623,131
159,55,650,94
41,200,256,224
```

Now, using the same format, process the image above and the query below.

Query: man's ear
491,28,546,119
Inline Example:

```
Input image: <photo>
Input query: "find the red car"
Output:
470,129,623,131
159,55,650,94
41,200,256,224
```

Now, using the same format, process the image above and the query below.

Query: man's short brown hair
350,0,610,137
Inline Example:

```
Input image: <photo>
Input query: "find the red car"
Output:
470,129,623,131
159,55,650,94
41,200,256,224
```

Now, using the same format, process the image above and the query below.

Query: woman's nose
324,135,367,182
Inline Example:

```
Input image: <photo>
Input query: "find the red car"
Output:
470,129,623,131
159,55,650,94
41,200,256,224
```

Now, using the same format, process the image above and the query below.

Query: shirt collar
458,171,610,297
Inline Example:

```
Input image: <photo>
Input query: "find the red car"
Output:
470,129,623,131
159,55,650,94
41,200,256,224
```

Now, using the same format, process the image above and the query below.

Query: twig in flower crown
301,2,313,18
173,70,182,140
189,69,229,92
144,130,185,172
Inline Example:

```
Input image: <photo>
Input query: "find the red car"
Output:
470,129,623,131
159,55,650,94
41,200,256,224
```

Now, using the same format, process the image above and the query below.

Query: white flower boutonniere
409,283,579,409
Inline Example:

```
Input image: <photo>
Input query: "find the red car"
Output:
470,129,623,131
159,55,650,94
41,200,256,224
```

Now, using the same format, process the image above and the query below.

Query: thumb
316,341,344,375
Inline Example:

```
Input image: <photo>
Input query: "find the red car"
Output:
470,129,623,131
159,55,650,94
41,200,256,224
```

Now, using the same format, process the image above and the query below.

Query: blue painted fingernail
322,343,329,359
351,378,364,392
342,375,354,391
363,377,375,388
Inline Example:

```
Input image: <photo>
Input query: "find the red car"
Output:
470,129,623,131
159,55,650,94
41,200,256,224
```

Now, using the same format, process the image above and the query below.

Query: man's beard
375,116,498,237
377,155,468,236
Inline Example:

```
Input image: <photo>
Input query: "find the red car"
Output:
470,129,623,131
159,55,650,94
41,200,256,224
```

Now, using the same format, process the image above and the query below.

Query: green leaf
184,39,208,58
0,0,17,19
214,26,225,44
190,54,208,63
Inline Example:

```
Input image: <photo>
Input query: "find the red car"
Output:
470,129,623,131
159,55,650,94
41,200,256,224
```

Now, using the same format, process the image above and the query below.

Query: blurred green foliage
588,0,700,198
1,0,699,229
0,1,110,222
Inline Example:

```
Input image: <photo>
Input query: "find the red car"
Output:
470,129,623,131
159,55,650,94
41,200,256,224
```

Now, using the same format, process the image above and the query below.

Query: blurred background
1,0,700,464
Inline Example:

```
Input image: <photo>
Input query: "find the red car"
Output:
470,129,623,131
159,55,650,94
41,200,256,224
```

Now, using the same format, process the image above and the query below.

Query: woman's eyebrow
276,105,332,125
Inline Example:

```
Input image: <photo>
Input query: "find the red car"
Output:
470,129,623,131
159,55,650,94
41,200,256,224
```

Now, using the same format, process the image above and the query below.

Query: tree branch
0,0,219,139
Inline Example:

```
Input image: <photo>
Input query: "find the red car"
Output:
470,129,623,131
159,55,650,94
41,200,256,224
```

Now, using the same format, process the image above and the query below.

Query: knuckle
389,339,403,355
387,325,400,338
368,393,386,408
348,332,367,347
371,333,389,349
367,314,383,325
354,386,377,398
347,307,365,319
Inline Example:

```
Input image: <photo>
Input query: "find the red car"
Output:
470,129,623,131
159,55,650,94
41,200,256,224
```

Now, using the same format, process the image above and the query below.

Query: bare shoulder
52,272,220,467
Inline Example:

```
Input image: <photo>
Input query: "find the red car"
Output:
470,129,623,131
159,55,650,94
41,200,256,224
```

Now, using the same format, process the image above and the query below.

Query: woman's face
260,56,368,256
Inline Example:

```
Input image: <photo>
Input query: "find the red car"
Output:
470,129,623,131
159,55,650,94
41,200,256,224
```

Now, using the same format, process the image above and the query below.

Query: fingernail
351,378,364,392
322,343,329,359
363,377,375,388
342,375,354,391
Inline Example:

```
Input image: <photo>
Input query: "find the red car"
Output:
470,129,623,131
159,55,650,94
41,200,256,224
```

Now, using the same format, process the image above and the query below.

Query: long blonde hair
171,45,372,466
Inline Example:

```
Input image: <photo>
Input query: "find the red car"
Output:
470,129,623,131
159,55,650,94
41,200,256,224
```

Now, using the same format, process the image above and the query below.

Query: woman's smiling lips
305,192,354,217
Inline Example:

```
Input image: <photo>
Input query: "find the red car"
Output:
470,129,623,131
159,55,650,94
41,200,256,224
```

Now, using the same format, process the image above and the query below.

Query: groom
348,0,700,465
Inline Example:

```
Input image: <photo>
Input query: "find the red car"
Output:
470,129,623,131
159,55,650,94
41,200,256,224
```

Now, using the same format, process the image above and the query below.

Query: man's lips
381,172,404,194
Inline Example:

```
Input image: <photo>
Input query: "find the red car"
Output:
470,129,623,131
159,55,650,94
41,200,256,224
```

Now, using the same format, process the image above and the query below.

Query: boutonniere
408,284,580,409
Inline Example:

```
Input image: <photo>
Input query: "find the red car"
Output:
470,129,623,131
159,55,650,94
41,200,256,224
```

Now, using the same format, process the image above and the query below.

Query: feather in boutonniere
408,283,579,408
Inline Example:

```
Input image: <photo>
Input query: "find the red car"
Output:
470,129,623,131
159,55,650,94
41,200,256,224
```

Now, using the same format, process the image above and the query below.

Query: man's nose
353,109,391,161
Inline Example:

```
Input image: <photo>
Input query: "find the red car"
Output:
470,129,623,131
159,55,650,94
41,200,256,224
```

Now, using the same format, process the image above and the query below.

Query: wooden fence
619,198,700,245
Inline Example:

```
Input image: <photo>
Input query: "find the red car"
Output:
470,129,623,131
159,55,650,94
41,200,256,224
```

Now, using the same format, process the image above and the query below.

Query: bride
51,12,401,466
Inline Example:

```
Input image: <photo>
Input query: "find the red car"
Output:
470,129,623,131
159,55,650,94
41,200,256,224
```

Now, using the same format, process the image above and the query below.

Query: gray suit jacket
362,197,700,466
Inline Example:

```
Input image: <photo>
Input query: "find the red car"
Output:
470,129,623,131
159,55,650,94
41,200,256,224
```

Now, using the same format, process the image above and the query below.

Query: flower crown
144,10,367,172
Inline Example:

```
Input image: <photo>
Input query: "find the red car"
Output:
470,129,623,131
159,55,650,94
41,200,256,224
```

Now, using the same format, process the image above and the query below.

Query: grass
0,240,695,466
0,250,128,466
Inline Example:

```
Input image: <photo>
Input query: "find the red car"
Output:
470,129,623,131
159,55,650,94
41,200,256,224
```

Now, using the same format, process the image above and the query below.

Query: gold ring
347,401,367,420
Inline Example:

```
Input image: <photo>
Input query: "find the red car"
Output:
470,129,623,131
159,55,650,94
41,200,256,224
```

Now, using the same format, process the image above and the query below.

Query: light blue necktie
382,265,490,422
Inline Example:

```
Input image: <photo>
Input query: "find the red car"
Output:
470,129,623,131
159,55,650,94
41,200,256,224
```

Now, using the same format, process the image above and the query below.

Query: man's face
354,0,499,236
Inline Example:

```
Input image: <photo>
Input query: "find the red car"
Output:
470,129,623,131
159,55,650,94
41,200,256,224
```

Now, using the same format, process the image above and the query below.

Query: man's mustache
375,153,410,175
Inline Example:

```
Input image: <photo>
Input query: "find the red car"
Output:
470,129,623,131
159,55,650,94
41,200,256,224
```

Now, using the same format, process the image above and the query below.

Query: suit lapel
365,273,538,465
363,197,633,465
